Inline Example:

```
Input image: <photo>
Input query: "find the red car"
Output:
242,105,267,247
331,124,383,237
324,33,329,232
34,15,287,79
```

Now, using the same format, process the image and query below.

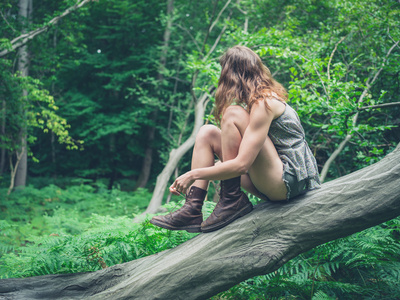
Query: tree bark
7,150,24,195
13,136,27,187
14,0,31,188
1,145,399,300
0,99,6,175
134,118,156,189
51,30,58,179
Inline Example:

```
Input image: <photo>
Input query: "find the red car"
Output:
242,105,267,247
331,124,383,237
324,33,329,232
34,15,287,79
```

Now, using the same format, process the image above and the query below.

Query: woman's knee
196,124,221,144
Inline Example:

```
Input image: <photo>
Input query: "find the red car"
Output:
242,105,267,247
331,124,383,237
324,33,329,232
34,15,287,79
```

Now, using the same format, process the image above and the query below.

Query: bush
0,184,199,279
0,213,198,278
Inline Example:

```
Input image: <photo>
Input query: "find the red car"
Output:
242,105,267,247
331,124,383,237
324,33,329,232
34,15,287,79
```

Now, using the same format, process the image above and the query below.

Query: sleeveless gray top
269,103,321,190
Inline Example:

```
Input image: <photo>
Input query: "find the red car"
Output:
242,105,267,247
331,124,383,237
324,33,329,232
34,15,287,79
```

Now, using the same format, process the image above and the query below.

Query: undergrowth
0,184,200,278
0,183,150,249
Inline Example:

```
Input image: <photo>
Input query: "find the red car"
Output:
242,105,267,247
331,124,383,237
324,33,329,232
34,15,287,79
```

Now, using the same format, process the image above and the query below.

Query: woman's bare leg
220,106,250,161
240,174,270,201
220,106,287,201
201,106,254,232
248,137,287,200
150,125,221,232
190,125,222,191
190,105,286,201
190,109,255,194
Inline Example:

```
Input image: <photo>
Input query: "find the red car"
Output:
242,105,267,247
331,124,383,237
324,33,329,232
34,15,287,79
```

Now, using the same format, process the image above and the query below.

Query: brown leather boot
149,186,207,233
201,176,252,233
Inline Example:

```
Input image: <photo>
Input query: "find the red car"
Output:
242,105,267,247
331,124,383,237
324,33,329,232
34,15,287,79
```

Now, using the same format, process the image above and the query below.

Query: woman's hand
169,171,196,196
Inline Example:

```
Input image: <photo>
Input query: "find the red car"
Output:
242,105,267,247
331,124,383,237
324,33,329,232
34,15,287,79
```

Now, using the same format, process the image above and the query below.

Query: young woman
150,45,320,233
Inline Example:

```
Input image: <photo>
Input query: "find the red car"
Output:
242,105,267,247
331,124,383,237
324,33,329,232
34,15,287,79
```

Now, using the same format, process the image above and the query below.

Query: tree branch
0,0,93,58
358,101,400,110
175,24,201,52
199,0,219,55
387,27,400,51
235,0,248,33
0,10,17,33
327,35,347,81
204,14,232,61
319,134,351,183
7,148,24,195
208,0,232,34
191,0,232,95
296,53,330,100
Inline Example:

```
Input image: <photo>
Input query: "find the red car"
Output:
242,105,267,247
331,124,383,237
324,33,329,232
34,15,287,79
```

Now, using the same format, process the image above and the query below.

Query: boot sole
149,219,202,233
201,204,253,233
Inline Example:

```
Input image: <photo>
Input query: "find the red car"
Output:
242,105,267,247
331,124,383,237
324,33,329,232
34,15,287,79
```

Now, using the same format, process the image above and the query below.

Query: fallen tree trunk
1,145,400,299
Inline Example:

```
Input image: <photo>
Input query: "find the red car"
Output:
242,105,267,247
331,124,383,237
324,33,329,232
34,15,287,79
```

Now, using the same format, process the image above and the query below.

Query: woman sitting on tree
150,45,320,233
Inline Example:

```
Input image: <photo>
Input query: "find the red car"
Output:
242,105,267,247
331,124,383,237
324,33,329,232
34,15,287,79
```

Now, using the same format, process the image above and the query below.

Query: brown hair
214,45,287,124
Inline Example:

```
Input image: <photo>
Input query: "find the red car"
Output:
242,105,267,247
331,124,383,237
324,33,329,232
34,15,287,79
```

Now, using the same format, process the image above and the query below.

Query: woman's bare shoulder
264,97,286,119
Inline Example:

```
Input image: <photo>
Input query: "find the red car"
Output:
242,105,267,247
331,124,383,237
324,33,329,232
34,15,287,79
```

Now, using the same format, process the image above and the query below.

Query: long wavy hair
214,45,287,124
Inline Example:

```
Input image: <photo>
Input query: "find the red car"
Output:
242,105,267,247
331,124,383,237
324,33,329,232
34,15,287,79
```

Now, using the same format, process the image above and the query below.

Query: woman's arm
170,100,275,194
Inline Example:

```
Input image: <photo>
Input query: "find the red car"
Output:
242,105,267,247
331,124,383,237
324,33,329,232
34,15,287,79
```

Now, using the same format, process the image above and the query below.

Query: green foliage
1,0,400,298
0,184,148,249
232,0,400,180
0,63,80,151
0,213,198,278
0,184,200,279
1,0,399,185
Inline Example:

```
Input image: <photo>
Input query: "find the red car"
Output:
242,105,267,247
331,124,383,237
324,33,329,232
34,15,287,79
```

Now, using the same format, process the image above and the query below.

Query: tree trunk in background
1,145,399,299
14,0,32,188
135,0,174,189
51,131,57,178
14,136,27,187
51,29,58,179
134,112,156,189
0,100,6,175
108,134,117,189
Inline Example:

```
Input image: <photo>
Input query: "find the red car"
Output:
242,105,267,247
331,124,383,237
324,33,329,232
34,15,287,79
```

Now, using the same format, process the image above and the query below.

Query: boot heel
201,177,255,232
185,226,202,233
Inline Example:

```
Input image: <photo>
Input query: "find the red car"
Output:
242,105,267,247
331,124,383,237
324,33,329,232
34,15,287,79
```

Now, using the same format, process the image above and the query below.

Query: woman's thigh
247,136,287,201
